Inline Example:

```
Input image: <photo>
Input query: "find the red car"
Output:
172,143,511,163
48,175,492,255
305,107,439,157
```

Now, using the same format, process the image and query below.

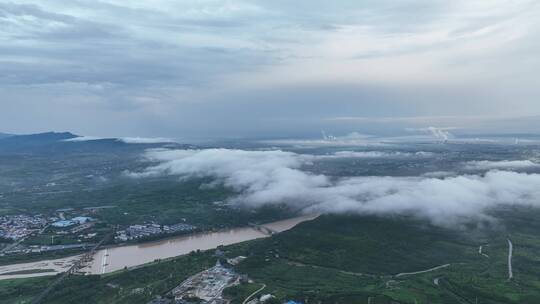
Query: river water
0,214,317,279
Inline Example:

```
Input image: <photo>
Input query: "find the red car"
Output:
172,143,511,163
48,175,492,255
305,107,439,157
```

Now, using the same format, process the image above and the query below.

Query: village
115,222,196,242
0,208,197,258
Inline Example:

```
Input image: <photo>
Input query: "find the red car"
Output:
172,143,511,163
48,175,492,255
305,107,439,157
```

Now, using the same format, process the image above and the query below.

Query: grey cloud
1,1,540,137
0,1,278,88
0,2,72,22
0,2,119,42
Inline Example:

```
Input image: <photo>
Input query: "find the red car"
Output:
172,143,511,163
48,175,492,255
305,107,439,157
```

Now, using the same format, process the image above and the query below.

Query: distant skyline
1,1,540,139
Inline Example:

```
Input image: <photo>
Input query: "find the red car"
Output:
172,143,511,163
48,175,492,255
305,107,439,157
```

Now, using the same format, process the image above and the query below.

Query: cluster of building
0,212,99,256
115,222,196,242
147,259,302,304
0,214,47,240
51,216,93,228
69,221,95,234
147,261,241,304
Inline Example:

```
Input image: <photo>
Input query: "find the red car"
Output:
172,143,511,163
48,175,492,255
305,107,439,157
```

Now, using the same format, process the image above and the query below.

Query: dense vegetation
2,210,540,304
250,215,478,274
224,212,540,303
0,276,53,304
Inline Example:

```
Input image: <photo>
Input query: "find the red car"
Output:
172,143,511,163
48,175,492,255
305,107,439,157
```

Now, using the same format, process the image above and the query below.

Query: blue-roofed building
51,220,76,228
286,301,303,304
71,216,93,224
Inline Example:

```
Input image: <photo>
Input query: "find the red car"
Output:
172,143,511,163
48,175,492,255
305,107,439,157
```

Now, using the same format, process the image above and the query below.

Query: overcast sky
1,0,540,139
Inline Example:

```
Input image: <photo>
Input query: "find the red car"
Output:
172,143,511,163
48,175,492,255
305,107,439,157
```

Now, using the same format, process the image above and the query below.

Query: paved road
286,260,377,278
242,283,266,304
507,239,513,280
478,245,489,258
288,259,451,280
394,264,451,278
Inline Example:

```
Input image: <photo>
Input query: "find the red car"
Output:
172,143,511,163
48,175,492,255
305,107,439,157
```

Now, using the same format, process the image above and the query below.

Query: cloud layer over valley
127,148,540,227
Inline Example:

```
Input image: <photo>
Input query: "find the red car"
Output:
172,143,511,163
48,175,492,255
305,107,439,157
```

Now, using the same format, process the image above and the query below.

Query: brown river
0,214,318,280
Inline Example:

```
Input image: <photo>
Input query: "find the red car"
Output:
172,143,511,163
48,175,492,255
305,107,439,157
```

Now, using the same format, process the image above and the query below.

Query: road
242,283,266,304
287,259,451,280
478,245,489,258
507,238,513,280
394,264,451,278
286,260,377,278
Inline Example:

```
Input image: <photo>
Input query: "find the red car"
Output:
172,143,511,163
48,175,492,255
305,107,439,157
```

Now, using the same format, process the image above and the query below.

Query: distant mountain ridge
0,132,79,153
1,131,77,141
0,131,193,154
0,132,13,139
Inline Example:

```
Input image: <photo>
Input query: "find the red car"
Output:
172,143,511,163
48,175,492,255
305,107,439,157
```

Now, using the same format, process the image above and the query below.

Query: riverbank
0,214,318,280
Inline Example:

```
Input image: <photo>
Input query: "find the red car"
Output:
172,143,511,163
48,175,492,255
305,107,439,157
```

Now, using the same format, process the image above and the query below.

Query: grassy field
0,276,54,304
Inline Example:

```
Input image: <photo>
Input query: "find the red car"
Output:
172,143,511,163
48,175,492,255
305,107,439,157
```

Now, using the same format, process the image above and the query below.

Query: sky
1,0,540,139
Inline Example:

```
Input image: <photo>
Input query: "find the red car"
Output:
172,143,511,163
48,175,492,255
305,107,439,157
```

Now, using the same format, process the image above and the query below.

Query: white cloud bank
118,137,175,144
261,132,381,147
64,136,105,142
464,160,540,170
128,149,540,227
316,151,434,159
